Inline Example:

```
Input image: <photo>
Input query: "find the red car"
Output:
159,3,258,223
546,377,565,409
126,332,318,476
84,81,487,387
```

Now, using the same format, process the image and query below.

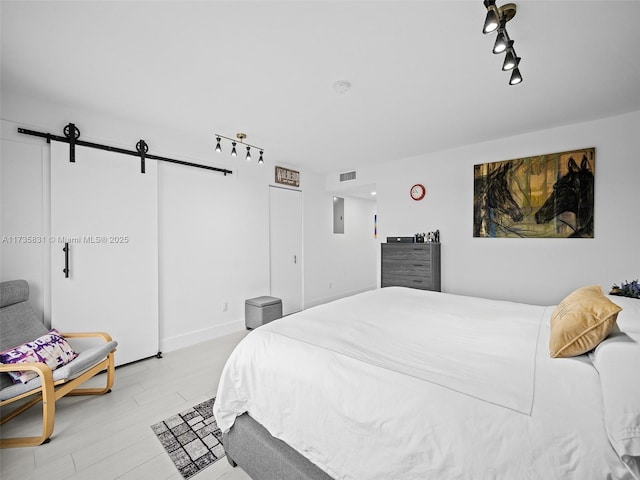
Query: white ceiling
2,0,640,175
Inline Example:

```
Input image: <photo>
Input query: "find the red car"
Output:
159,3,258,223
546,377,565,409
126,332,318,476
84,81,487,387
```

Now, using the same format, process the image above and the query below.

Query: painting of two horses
473,148,595,238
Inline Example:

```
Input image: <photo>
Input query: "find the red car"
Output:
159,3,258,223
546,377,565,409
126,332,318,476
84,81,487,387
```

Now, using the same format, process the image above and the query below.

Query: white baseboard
160,318,245,353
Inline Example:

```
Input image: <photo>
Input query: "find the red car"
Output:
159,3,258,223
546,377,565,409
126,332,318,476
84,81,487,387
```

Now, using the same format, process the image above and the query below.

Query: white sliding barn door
269,186,303,315
50,142,158,366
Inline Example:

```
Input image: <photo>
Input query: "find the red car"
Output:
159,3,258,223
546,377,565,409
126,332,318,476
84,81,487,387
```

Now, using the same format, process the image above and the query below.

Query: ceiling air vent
339,171,357,182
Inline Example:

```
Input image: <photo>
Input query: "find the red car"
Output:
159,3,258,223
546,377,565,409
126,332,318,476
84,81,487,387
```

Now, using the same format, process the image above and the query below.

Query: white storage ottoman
245,296,283,329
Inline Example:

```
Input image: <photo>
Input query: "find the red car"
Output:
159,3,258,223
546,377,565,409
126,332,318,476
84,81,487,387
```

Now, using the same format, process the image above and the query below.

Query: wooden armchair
0,279,118,448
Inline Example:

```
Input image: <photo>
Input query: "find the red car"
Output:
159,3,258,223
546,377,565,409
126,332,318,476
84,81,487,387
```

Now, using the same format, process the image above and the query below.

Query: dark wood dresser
381,243,441,291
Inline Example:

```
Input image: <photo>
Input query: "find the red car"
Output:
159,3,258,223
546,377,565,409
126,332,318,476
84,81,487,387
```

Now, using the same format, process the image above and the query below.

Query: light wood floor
0,330,252,480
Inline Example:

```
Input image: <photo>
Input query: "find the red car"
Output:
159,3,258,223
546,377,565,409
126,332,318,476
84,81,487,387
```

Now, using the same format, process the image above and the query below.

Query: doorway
269,186,303,315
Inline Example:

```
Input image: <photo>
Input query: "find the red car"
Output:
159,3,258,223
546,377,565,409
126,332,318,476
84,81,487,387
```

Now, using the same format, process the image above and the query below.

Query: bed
213,286,640,479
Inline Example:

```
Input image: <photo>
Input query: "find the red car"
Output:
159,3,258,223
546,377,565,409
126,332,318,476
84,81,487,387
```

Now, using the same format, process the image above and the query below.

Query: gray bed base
223,413,334,480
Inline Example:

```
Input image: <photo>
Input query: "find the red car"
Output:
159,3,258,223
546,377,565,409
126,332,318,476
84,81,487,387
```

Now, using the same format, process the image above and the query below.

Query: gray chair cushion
0,302,49,351
0,279,29,307
56,340,118,380
0,281,48,351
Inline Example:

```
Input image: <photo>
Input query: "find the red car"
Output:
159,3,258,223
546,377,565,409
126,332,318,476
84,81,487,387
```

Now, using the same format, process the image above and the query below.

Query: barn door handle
63,242,70,278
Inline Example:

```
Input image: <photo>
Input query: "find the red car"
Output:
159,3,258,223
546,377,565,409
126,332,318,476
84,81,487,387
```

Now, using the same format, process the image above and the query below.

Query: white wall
157,159,271,350
352,111,640,305
0,131,48,319
0,93,378,351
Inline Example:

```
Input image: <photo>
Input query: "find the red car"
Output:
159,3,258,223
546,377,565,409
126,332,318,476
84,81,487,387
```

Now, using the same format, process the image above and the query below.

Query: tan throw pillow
550,285,622,358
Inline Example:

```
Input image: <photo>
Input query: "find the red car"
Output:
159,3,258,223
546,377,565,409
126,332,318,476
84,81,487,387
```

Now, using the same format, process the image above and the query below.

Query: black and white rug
151,397,226,478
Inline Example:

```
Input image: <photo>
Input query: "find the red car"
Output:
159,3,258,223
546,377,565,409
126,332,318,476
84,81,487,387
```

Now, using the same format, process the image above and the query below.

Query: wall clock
410,183,426,201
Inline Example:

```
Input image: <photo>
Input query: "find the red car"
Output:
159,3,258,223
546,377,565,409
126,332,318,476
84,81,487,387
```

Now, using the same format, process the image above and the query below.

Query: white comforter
214,287,637,479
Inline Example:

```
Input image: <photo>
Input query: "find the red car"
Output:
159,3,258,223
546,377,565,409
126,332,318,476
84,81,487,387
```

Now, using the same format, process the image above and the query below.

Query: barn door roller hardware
65,123,80,163
17,123,233,176
136,139,148,174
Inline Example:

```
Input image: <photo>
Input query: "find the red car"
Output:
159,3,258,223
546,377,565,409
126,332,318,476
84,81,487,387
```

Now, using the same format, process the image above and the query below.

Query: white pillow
589,330,640,463
607,294,640,332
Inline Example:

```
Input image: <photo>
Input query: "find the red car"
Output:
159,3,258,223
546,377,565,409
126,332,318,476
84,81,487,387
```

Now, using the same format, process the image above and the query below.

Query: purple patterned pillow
0,329,78,384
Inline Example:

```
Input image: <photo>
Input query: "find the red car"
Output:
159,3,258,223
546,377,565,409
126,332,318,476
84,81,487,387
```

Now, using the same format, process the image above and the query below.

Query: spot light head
493,29,509,54
482,0,500,34
502,46,520,71
509,67,523,85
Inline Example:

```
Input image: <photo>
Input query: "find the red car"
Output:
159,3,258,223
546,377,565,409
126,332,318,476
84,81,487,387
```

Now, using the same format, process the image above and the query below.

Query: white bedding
214,287,639,479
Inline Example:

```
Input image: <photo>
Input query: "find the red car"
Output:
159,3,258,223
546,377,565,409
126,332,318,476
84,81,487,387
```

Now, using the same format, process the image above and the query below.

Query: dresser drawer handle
412,279,423,283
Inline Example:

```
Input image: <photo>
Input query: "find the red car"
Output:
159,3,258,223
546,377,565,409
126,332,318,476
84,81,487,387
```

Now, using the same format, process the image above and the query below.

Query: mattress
214,287,639,479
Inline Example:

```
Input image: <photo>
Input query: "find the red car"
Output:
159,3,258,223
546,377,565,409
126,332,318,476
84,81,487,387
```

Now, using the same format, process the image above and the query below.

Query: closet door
50,142,158,366
269,186,303,315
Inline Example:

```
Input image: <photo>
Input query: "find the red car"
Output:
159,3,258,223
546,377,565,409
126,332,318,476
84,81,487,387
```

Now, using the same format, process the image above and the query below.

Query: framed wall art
473,147,595,238
275,166,300,187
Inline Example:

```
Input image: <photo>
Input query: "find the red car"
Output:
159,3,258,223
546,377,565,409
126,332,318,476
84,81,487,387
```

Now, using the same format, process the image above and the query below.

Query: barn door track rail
18,123,233,176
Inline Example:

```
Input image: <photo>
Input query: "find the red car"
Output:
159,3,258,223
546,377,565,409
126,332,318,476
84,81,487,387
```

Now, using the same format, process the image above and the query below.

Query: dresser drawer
381,273,434,290
381,260,431,278
381,245,431,261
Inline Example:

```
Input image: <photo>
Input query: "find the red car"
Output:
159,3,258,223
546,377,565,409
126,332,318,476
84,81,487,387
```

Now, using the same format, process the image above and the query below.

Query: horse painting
534,155,594,238
473,148,595,238
474,162,524,237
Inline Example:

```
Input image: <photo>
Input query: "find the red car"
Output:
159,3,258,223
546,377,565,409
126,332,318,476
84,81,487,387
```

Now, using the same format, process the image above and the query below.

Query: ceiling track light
214,132,265,165
481,2,523,85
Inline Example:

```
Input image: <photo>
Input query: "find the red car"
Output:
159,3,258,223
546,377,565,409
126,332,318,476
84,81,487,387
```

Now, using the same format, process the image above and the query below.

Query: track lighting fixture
214,132,265,165
481,2,523,85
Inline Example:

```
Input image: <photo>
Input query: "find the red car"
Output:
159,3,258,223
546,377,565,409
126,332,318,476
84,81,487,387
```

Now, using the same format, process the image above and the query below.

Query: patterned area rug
151,397,226,478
